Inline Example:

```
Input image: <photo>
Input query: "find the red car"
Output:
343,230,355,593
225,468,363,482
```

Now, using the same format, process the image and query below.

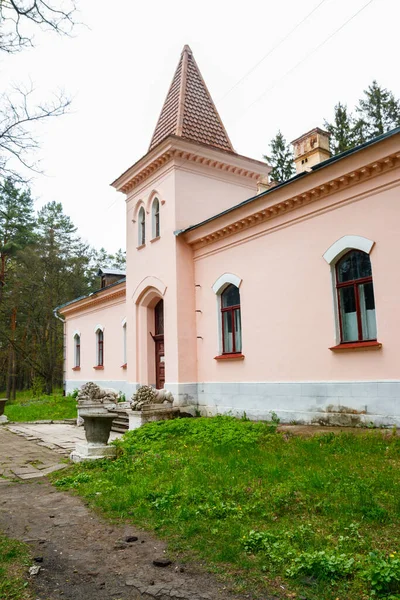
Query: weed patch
0,532,31,599
52,418,400,599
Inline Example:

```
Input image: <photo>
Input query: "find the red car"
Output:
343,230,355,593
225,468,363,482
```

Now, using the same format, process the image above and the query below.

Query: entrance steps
111,410,129,433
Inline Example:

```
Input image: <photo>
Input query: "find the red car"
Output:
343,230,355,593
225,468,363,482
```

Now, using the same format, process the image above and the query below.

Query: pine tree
264,131,295,182
324,103,355,155
0,178,35,301
355,80,400,142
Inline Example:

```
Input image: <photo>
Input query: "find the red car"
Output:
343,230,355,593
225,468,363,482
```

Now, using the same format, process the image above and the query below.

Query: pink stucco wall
123,141,266,388
188,137,400,384
65,296,127,386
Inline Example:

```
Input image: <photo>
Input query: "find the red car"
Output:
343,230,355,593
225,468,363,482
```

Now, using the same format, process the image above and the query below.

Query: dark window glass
337,250,372,283
221,284,240,308
336,250,377,343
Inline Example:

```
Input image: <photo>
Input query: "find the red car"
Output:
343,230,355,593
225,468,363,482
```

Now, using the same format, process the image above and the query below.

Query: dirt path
0,428,255,600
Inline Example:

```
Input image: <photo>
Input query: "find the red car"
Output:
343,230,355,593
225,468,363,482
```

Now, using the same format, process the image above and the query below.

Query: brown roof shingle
149,45,235,153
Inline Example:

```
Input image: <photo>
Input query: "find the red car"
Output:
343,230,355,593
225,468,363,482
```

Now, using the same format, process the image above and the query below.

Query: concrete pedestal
70,442,116,463
70,410,117,462
0,415,8,425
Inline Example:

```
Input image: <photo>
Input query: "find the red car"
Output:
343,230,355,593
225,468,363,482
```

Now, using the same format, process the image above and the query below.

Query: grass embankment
4,390,77,422
0,532,31,599
53,417,400,599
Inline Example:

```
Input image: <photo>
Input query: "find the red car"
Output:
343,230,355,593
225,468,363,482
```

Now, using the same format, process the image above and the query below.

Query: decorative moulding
186,151,399,249
119,148,264,194
59,285,126,317
132,276,167,304
212,273,242,294
323,235,374,264
94,324,105,333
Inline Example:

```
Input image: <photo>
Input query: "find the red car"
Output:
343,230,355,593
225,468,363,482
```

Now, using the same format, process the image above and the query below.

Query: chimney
291,127,331,174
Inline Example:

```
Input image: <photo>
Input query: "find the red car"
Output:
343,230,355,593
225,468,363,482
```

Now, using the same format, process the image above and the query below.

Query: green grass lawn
52,417,400,600
4,391,77,422
0,532,32,600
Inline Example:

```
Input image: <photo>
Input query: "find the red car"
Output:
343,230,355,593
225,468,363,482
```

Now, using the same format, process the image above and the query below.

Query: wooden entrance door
155,337,165,389
154,300,165,389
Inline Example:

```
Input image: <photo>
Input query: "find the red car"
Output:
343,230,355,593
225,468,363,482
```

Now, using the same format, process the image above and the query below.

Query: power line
232,0,376,124
217,0,329,104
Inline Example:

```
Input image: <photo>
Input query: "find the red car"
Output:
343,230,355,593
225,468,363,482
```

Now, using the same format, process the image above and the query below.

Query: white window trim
73,332,81,368
212,273,242,355
323,235,374,265
122,321,127,364
212,273,242,294
94,326,104,366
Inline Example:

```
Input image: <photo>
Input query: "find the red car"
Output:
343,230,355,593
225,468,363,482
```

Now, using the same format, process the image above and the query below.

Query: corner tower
111,46,270,406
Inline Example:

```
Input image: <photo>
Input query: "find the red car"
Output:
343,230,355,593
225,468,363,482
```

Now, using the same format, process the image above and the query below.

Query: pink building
57,46,400,427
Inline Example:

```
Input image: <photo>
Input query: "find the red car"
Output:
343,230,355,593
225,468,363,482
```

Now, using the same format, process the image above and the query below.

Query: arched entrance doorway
154,299,165,389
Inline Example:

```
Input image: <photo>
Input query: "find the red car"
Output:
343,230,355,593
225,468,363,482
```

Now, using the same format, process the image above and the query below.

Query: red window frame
97,330,104,366
221,286,241,354
336,251,375,344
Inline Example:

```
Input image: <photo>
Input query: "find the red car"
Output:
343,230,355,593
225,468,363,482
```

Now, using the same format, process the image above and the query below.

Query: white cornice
183,150,400,249
111,136,270,195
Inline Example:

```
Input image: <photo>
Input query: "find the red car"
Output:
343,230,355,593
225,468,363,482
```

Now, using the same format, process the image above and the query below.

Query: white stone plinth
70,442,116,463
126,409,143,430
0,415,8,424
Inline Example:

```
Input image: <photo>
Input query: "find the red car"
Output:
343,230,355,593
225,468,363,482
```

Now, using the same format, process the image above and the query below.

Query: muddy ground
0,478,259,600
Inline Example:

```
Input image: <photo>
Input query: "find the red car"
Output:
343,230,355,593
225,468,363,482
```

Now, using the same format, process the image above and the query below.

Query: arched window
152,198,160,239
122,322,127,365
336,250,377,343
221,284,242,354
138,207,146,246
96,329,104,366
74,334,80,368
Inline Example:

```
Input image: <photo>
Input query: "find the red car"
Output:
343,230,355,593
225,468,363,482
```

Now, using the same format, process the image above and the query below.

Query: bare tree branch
0,83,71,181
0,0,78,53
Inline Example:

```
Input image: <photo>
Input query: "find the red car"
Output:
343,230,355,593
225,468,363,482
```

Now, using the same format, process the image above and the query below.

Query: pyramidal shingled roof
149,45,235,154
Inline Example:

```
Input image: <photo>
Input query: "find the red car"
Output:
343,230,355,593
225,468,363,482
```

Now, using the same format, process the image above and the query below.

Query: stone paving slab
1,423,123,480
7,422,121,453
0,427,69,480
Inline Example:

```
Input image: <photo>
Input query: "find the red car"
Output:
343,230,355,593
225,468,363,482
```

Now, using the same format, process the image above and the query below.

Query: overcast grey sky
3,0,399,252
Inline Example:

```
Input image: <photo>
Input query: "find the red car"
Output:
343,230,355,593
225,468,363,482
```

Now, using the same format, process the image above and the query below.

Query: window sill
93,365,104,370
329,341,382,352
72,366,81,371
214,353,245,361
121,363,127,369
150,236,160,243
136,243,146,250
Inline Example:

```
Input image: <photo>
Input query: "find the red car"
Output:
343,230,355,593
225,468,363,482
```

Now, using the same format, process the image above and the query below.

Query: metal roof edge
54,278,126,313
175,126,400,237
